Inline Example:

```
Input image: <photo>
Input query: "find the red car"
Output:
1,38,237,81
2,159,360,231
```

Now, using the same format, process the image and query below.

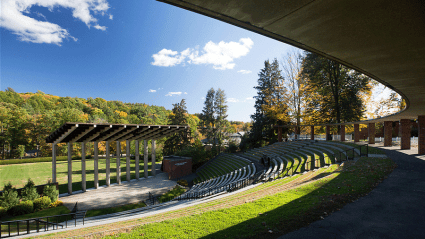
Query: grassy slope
0,159,154,194
36,157,396,239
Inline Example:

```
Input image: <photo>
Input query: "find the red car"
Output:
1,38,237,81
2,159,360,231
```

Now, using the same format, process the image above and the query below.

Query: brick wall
162,157,192,180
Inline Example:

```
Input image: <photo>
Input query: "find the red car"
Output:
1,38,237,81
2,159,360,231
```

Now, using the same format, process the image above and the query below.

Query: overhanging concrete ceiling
158,0,425,124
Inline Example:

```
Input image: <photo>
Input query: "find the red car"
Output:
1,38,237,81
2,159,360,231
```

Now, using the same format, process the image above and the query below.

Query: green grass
103,157,396,238
158,186,186,203
0,159,154,194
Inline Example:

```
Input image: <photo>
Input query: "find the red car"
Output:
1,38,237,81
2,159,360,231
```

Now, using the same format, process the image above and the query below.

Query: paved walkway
60,172,176,211
279,145,425,239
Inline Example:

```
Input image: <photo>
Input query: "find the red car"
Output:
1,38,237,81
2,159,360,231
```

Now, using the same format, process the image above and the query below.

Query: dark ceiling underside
158,0,425,124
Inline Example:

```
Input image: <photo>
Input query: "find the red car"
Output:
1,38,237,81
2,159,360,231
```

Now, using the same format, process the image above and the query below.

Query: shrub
0,182,19,210
21,178,40,201
8,200,34,216
43,183,59,203
34,196,51,211
0,207,6,217
49,200,63,208
177,180,188,187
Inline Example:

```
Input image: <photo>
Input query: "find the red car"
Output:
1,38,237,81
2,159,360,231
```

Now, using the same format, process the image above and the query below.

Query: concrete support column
151,139,156,177
340,125,345,142
326,125,330,141
310,126,314,140
144,140,148,178
135,140,140,179
354,124,360,142
67,142,73,195
105,141,110,186
126,140,131,182
52,144,57,183
384,121,393,147
81,142,86,192
94,141,99,189
368,123,375,144
418,116,425,155
400,119,411,150
278,127,282,142
116,141,121,184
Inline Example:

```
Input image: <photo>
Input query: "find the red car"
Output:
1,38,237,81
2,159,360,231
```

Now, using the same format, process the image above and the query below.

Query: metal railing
0,212,84,238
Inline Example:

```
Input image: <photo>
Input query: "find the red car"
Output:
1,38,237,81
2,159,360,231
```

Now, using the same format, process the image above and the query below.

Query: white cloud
93,24,106,31
149,89,156,93
35,12,47,21
228,98,240,103
184,92,187,94
151,38,253,70
238,70,252,74
165,92,182,97
246,97,254,101
109,14,113,20
1,0,110,45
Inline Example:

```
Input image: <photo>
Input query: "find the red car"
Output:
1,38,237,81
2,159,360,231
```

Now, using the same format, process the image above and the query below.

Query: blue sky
1,0,393,122
1,0,298,122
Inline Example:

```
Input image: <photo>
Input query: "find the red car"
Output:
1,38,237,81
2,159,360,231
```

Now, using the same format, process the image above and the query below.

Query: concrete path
279,145,425,239
60,172,176,211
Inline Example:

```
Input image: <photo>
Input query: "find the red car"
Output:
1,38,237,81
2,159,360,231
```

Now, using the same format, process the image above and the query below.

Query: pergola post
384,121,393,147
81,142,86,192
368,123,375,144
419,116,425,155
52,144,57,183
340,125,345,142
105,141,110,186
94,141,99,189
278,127,282,142
116,141,121,184
151,139,156,177
400,119,411,150
326,125,331,141
135,140,140,180
144,140,148,178
126,140,131,182
354,124,360,142
310,126,314,140
67,142,73,195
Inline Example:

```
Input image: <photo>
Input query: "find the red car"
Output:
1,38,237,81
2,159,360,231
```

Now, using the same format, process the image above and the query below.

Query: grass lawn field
0,159,155,194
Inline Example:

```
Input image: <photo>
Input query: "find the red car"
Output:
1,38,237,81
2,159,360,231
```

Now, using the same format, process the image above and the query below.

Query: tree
163,99,190,155
200,88,216,146
281,51,306,134
250,59,290,147
301,52,372,133
17,145,25,159
214,88,228,152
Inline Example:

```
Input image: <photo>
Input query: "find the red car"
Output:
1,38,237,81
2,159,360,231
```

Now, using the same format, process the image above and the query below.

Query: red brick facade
340,125,345,141
354,124,360,142
368,123,375,144
419,116,425,155
311,126,315,140
400,119,411,150
384,121,393,147
162,156,192,180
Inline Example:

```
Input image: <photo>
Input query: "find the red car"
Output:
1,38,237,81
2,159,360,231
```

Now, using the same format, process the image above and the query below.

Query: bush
0,207,6,217
177,180,188,187
0,182,19,210
228,142,238,153
43,183,59,203
34,196,51,211
49,200,63,208
8,201,34,216
21,178,40,201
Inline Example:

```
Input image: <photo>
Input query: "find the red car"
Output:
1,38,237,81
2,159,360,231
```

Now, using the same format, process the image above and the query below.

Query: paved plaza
60,172,176,211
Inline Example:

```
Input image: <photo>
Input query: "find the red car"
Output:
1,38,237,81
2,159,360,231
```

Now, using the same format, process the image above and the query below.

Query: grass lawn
36,156,395,238
339,142,384,154
0,159,155,194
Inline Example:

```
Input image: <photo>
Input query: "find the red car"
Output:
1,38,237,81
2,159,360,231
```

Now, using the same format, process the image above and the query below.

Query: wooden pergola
46,122,187,195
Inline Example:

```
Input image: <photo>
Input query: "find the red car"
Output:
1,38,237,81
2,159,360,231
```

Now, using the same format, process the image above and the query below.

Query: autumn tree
301,52,372,133
281,51,306,134
250,59,290,147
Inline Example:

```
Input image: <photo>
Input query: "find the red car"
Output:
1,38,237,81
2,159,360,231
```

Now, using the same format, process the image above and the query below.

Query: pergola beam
84,125,112,142
97,126,126,142
110,126,139,142
54,125,78,144
70,125,96,143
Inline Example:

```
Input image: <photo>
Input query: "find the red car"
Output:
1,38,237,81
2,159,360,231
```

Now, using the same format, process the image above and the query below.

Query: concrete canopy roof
158,0,425,124
46,123,187,144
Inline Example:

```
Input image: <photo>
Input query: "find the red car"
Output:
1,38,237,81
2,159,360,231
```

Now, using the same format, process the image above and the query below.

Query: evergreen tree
214,88,228,152
200,88,216,146
250,59,289,147
163,99,189,155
